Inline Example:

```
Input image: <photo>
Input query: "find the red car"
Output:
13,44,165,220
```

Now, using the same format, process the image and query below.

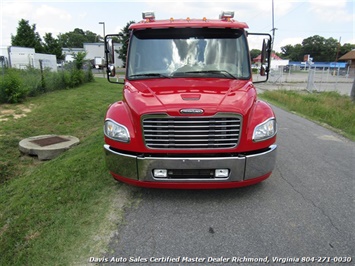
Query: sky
0,0,354,53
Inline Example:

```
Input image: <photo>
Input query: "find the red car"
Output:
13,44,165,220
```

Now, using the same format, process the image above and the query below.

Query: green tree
84,30,99,43
117,21,135,68
58,28,100,48
302,35,338,62
250,49,261,61
73,51,87,70
43,33,62,59
281,44,303,61
11,19,43,53
281,35,354,62
339,43,355,59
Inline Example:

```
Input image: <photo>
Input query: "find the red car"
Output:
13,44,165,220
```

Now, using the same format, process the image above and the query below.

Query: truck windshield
127,28,250,80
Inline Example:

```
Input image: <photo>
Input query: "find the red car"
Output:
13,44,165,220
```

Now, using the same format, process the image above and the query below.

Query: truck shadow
130,181,267,202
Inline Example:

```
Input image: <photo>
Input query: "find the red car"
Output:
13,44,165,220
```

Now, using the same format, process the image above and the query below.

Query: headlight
104,119,130,143
253,118,277,142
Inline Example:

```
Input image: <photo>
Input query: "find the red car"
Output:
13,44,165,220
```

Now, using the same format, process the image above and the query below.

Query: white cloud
309,0,347,8
78,12,88,20
35,4,71,21
2,2,34,18
1,2,35,46
31,4,72,37
308,0,352,22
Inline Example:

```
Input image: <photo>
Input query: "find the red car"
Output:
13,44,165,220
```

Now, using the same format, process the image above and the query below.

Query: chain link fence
256,66,354,96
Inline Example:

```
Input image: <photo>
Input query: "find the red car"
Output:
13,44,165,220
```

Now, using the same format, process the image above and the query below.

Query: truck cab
103,11,277,189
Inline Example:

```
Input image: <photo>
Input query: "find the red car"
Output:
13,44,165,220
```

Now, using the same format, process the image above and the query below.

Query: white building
84,42,123,68
62,47,85,63
253,53,289,70
83,43,105,60
62,43,123,68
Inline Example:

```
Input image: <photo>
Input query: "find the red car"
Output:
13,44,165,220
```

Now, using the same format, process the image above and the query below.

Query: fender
104,101,140,150
241,100,276,151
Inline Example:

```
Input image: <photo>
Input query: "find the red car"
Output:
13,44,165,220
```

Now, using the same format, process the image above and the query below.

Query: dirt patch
0,104,34,122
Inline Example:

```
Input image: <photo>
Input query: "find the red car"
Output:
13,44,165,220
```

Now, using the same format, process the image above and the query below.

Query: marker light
142,11,155,20
220,11,234,20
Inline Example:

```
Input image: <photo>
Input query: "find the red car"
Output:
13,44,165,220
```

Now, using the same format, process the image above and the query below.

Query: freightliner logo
180,109,204,114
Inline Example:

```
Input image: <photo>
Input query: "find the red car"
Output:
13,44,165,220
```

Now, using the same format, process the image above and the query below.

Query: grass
259,90,355,141
1,79,354,265
0,78,126,265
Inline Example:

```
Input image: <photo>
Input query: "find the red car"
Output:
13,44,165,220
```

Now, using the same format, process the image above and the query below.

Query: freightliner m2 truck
103,11,277,189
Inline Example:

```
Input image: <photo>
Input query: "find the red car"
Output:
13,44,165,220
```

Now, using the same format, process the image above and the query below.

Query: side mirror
108,64,116,77
104,34,124,84
248,32,272,83
106,38,115,64
260,38,271,77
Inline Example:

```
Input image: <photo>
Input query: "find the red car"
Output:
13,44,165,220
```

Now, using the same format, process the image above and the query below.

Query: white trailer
8,46,35,69
34,53,57,71
7,46,57,71
93,56,104,69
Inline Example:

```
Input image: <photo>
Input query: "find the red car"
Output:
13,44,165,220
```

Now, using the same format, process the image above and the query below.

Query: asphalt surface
101,106,354,266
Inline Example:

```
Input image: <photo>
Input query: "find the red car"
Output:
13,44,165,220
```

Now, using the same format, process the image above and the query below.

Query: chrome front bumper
104,144,277,183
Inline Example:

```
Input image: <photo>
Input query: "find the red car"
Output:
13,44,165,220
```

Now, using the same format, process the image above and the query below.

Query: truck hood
124,78,256,117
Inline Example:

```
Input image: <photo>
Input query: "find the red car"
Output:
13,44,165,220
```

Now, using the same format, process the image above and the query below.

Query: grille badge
180,108,204,115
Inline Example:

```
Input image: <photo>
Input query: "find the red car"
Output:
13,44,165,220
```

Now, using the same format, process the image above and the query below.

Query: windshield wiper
129,73,170,79
184,70,237,79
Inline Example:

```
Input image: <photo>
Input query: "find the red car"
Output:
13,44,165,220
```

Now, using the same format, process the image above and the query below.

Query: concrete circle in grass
19,135,80,160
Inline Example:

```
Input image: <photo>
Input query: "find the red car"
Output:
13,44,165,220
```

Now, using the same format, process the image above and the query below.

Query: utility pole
99,22,106,42
271,0,277,52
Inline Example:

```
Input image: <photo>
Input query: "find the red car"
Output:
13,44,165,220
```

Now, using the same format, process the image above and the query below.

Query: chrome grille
142,114,242,149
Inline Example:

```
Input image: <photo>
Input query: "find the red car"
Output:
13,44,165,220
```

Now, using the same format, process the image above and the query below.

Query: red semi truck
103,11,277,189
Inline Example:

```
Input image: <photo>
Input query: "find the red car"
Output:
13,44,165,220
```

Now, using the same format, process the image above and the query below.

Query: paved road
102,106,354,265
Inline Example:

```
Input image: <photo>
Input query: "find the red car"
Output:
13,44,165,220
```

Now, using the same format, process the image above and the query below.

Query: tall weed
0,65,94,103
261,90,355,140
0,68,28,103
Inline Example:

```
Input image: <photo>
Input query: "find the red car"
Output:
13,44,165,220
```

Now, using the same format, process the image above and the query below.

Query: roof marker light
142,11,155,21
220,11,234,20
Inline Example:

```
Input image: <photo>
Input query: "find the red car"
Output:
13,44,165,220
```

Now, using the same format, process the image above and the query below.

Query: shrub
69,69,85,88
84,66,94,83
44,69,68,91
252,68,259,74
1,54,95,103
0,69,28,103
21,67,44,97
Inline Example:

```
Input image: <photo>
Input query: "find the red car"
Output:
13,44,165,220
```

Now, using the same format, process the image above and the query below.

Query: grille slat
145,137,239,142
142,115,241,149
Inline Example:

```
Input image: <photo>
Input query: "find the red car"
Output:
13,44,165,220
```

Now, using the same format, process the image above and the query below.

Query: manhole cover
30,136,70,147
19,135,80,160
